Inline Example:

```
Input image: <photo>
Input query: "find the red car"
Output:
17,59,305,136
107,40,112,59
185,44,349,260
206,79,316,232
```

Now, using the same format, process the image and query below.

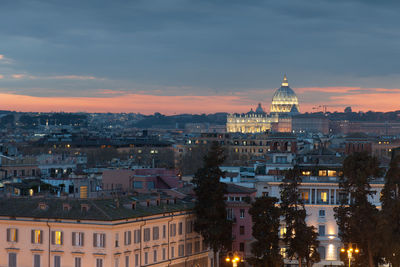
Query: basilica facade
226,75,300,133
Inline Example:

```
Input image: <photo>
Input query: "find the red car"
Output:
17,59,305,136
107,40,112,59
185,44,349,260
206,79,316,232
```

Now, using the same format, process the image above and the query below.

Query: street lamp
225,251,241,267
340,243,359,267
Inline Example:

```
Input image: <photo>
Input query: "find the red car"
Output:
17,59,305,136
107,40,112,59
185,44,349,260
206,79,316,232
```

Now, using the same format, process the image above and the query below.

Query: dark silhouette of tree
279,167,320,267
334,152,382,267
380,155,400,267
193,142,232,267
247,196,283,267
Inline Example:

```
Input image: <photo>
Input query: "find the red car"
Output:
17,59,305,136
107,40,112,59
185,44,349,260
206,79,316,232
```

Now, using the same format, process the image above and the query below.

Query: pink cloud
0,75,4,79
11,74,25,79
0,54,4,60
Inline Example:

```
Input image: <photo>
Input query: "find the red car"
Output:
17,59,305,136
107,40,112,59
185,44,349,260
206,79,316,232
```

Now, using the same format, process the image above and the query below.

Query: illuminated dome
270,75,300,114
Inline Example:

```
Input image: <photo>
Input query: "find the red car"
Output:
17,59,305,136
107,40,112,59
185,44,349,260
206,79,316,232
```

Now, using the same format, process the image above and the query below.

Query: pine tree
279,167,320,267
248,196,283,267
193,141,232,266
334,152,382,267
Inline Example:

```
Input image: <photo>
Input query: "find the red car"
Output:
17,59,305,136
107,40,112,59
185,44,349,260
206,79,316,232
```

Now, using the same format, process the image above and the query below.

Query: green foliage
247,196,283,267
279,167,320,267
334,152,382,267
380,156,400,267
193,142,232,256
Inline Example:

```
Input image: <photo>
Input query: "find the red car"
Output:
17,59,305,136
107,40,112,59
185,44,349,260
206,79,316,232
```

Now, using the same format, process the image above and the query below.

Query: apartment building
0,196,209,267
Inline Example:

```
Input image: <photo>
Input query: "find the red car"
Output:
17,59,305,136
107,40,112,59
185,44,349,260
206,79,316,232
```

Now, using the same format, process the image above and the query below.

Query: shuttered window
72,232,84,246
51,231,63,245
93,233,106,248
9,253,17,267
31,230,43,244
34,254,41,267
6,228,18,242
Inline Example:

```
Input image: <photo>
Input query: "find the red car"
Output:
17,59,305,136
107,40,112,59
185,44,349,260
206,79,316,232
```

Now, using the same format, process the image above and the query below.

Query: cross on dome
281,74,289,86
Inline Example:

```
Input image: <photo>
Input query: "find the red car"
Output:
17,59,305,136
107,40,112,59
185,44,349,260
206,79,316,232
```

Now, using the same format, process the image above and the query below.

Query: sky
1,0,400,114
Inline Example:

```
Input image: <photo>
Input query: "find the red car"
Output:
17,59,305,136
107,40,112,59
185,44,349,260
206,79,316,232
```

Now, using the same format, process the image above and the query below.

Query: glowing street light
340,243,360,267
225,252,242,267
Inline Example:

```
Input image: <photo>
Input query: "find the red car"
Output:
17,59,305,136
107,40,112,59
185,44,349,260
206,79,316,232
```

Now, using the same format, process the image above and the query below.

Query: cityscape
1,1,400,267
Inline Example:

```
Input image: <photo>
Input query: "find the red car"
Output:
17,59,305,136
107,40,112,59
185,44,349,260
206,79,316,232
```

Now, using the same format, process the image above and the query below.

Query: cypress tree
193,141,232,266
248,196,282,267
279,167,320,267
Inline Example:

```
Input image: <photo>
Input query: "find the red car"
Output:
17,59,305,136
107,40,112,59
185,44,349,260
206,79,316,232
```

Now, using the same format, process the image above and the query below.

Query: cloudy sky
1,0,400,114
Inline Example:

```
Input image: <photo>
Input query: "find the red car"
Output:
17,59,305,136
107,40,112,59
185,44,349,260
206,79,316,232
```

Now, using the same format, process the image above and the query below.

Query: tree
280,167,320,267
247,196,282,267
380,155,400,267
193,142,232,266
334,152,382,267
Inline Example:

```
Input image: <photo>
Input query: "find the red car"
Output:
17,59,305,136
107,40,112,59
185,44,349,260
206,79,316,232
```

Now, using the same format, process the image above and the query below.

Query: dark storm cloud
1,0,400,99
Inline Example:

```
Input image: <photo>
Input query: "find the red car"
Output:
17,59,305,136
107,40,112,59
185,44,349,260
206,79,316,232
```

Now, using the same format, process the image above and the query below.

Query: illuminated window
327,170,337,177
319,170,327,176
31,230,43,244
52,231,63,245
301,191,309,202
320,192,328,203
280,227,287,238
302,171,311,176
280,247,287,258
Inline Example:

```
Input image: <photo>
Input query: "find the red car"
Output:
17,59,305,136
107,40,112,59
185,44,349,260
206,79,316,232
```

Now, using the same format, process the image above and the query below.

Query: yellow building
0,196,210,267
227,75,300,133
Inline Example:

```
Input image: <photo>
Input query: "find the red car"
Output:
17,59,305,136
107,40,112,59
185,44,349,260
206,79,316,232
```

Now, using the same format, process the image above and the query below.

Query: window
280,247,287,258
135,254,139,267
239,226,245,235
178,244,185,256
144,252,148,265
124,231,131,245
318,246,326,260
240,209,245,218
187,242,192,255
143,228,151,242
72,232,84,246
280,227,287,238
301,191,309,202
319,209,326,217
153,227,159,240
54,255,61,267
170,224,176,237
319,225,326,236
194,241,200,253
31,229,43,244
186,221,193,234
114,258,119,267
96,258,103,267
226,208,233,219
134,230,141,244
115,233,119,247
125,255,129,267
171,246,175,258
75,257,81,267
9,253,17,267
34,254,41,267
162,248,166,260
51,231,63,245
153,250,157,262
93,233,106,248
239,242,245,252
133,181,142,189
319,170,327,176
162,225,166,238
7,228,18,242
178,222,183,235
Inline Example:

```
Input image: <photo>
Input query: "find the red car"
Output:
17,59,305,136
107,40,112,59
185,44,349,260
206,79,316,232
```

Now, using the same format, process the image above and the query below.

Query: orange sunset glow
0,86,399,114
